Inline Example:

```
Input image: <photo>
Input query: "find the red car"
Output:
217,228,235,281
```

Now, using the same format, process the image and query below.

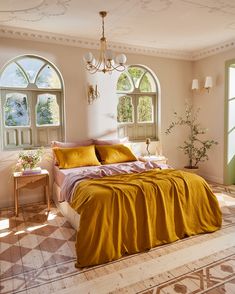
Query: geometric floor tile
35,237,66,252
0,245,31,263
29,224,58,237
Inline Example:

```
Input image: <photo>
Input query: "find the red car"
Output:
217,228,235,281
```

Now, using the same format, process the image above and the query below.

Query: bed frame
53,182,80,230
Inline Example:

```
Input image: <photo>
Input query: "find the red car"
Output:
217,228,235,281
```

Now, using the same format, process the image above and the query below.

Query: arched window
117,65,158,141
0,55,64,150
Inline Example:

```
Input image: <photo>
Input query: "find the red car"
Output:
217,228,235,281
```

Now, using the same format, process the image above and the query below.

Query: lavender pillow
93,137,128,145
51,139,94,148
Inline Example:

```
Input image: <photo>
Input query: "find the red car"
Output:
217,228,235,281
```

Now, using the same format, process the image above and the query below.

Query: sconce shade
204,76,213,89
192,79,199,90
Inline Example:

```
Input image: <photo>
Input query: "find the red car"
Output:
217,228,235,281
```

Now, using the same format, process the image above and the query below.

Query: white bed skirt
53,182,80,230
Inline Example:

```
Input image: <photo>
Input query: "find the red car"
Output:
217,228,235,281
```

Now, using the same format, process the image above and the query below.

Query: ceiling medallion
0,0,71,22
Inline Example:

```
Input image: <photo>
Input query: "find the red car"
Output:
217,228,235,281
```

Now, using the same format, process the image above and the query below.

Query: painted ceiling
0,0,235,59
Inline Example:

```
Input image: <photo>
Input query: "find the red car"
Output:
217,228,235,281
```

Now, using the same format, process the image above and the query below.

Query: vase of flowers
15,148,43,174
165,104,218,169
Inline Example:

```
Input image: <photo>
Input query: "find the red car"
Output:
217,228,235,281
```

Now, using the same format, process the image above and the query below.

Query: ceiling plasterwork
0,0,235,60
0,0,71,22
182,0,235,16
140,0,173,13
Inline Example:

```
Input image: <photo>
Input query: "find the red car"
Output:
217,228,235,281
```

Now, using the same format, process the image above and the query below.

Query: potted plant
165,104,218,169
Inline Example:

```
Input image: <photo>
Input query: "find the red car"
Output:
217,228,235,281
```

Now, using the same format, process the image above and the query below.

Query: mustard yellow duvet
70,169,222,267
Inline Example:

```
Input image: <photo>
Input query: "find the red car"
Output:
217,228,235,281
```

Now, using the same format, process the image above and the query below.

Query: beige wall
192,48,235,184
0,37,192,208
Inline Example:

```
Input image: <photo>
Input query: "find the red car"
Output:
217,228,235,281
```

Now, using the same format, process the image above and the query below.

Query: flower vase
22,167,42,175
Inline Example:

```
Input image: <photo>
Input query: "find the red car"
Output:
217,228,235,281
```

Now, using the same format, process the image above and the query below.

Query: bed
52,140,222,268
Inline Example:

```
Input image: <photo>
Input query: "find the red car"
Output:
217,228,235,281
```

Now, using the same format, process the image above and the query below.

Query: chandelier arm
109,63,126,72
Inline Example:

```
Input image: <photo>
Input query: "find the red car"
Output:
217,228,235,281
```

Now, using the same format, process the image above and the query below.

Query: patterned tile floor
0,183,235,293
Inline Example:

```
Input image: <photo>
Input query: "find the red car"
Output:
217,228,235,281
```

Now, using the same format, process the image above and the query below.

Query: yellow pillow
53,145,101,169
95,144,137,164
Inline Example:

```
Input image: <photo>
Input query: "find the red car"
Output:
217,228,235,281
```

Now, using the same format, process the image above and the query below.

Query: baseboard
199,172,224,184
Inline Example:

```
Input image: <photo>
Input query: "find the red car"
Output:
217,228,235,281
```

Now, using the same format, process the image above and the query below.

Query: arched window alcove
116,65,160,142
0,55,64,150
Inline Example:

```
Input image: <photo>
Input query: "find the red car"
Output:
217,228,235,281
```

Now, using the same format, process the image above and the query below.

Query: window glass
140,72,156,92
117,96,133,123
128,67,145,88
17,57,45,83
229,66,235,99
4,93,30,126
0,63,28,88
117,73,132,91
36,65,61,88
36,94,60,126
137,96,153,123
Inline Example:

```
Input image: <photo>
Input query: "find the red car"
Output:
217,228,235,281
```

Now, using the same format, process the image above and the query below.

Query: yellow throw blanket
71,169,222,267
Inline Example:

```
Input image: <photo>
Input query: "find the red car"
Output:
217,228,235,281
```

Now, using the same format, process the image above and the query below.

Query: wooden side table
139,155,168,165
13,169,50,216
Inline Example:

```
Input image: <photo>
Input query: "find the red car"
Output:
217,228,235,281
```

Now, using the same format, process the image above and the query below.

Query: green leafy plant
165,104,218,168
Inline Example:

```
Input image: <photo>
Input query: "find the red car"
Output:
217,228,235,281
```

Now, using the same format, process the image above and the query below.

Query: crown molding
0,25,193,60
0,25,234,61
192,39,235,60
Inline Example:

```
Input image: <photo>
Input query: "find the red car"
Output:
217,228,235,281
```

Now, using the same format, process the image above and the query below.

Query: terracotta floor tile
36,237,66,253
29,224,58,237
0,245,31,263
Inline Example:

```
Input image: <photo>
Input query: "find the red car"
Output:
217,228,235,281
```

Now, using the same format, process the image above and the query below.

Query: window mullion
30,91,37,147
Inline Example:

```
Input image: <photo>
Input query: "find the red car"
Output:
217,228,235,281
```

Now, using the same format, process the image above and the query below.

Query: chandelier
83,11,127,74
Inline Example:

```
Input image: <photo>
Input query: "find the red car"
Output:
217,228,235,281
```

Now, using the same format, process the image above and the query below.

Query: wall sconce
191,76,213,93
192,79,199,90
204,76,213,93
88,84,100,104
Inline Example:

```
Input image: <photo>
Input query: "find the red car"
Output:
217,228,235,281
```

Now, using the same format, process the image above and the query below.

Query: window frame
117,65,158,141
0,55,64,150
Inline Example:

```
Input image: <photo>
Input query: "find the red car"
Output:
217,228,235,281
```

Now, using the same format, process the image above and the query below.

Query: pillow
52,145,101,169
95,144,137,164
51,139,94,148
93,137,128,145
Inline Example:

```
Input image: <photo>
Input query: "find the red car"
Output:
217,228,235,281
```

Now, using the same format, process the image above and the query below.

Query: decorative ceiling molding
192,39,235,60
0,25,234,61
0,0,71,23
0,25,192,60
